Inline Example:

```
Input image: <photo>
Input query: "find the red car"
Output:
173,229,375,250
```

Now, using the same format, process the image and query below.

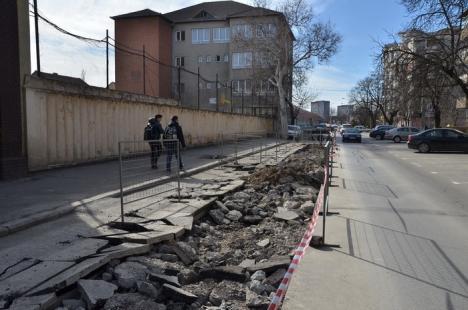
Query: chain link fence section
118,139,181,222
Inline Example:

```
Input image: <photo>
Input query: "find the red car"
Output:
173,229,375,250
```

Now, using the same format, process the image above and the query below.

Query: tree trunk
434,104,441,128
277,83,289,138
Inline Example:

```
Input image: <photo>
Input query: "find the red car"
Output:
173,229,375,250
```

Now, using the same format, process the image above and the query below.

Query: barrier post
118,142,125,223
177,141,181,201
322,142,330,244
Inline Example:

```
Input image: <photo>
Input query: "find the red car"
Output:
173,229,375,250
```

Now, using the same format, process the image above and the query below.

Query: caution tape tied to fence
268,164,329,310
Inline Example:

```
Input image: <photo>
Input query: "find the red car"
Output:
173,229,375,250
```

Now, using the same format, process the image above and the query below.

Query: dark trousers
165,142,183,171
149,142,162,168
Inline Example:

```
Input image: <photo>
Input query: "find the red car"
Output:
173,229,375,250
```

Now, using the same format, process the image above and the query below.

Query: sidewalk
0,138,277,235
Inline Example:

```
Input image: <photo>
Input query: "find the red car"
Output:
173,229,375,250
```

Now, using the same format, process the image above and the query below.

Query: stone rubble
31,144,323,310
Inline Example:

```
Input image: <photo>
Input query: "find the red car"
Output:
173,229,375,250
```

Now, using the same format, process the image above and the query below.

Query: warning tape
268,168,327,310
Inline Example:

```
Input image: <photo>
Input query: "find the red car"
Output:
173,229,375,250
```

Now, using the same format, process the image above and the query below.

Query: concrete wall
25,75,273,171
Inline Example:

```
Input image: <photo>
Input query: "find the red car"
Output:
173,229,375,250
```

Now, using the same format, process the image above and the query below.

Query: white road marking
411,162,422,167
431,172,439,174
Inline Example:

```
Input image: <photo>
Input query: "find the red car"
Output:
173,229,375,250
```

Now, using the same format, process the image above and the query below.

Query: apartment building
112,1,293,113
384,29,468,127
310,100,330,121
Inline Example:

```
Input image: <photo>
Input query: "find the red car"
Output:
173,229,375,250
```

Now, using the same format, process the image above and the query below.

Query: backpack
144,122,154,140
164,125,178,140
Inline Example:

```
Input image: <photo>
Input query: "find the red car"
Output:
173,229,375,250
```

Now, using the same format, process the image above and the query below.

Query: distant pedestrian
163,116,186,172
144,114,164,169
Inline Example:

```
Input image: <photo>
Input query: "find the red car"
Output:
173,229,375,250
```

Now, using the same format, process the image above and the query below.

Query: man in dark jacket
148,114,164,169
164,116,186,172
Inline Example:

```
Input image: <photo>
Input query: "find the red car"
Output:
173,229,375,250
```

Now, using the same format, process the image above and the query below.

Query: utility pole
106,29,109,88
197,67,200,110
142,45,146,95
216,73,219,112
33,0,41,76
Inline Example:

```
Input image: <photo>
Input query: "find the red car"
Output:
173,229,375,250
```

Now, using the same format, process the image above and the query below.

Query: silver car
384,127,420,143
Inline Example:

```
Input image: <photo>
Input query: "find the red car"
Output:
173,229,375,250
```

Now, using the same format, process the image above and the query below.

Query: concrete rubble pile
0,144,324,310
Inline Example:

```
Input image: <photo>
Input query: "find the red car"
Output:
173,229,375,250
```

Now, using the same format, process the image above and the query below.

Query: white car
340,124,352,135
288,125,302,139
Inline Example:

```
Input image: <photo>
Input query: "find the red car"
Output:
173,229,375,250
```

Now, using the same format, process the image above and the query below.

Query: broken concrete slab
199,266,247,282
0,258,40,281
162,284,198,304
273,208,300,221
265,268,287,286
100,243,150,261
114,262,148,289
256,239,270,247
0,261,73,299
147,272,181,287
27,255,110,296
158,242,198,266
165,215,194,231
245,289,269,308
78,280,117,309
107,225,184,245
239,259,256,269
38,239,108,262
246,257,291,275
8,293,57,310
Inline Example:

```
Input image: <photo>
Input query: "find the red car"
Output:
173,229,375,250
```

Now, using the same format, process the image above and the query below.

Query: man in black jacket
148,114,164,169
164,116,186,172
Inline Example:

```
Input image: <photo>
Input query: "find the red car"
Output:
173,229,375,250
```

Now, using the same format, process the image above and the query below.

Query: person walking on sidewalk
145,114,164,169
164,115,186,172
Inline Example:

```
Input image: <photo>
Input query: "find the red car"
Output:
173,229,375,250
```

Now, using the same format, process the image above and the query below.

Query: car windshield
342,124,352,128
288,125,299,130
345,128,360,133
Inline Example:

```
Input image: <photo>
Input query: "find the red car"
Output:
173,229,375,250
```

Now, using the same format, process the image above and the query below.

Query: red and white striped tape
268,168,327,309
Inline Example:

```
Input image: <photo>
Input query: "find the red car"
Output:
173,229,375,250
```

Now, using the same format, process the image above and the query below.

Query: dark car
407,128,468,153
369,125,395,140
342,128,362,143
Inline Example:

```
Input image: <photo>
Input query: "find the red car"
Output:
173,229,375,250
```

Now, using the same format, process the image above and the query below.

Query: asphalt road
284,134,468,310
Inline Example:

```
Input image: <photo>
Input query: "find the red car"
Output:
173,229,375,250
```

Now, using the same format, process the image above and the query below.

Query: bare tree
387,0,468,101
244,0,341,136
349,76,380,128
289,84,317,124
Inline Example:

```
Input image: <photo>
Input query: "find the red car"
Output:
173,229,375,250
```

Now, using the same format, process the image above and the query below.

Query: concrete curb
0,142,287,238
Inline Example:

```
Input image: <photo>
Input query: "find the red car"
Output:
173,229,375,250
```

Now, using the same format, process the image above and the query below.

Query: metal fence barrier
118,139,181,222
117,132,296,223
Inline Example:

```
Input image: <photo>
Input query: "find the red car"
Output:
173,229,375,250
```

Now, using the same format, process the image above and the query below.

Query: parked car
340,124,352,135
342,128,362,143
384,127,420,143
288,125,302,140
407,128,468,153
369,125,395,140
354,125,366,132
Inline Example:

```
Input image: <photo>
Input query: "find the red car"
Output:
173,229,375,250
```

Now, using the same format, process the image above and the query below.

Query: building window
232,80,252,94
224,54,229,62
198,56,204,63
216,55,221,62
176,31,185,41
232,24,253,39
206,82,214,89
192,28,210,44
258,80,275,94
206,55,212,63
175,57,185,67
256,23,276,38
232,52,252,69
213,27,230,42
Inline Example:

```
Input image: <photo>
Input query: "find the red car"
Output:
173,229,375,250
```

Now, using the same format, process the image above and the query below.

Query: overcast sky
29,0,410,109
